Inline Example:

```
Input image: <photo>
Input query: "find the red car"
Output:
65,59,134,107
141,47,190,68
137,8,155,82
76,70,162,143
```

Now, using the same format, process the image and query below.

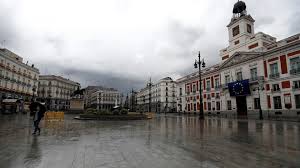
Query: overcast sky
0,0,299,93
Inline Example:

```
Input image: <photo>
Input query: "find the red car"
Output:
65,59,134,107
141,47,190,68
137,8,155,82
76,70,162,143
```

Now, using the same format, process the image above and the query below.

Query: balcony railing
271,88,281,93
221,84,228,89
290,68,300,75
269,73,280,79
292,86,300,90
214,86,220,91
249,76,265,83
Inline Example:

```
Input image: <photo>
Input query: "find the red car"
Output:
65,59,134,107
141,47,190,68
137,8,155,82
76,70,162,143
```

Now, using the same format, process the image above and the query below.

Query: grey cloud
289,11,300,34
255,16,275,28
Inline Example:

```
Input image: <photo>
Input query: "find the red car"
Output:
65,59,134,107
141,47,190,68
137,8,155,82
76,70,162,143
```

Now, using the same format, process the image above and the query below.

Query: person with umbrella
29,99,46,135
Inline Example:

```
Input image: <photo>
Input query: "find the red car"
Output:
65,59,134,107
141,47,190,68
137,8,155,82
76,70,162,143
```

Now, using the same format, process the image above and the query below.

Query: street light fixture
194,51,205,120
32,85,37,100
253,84,264,120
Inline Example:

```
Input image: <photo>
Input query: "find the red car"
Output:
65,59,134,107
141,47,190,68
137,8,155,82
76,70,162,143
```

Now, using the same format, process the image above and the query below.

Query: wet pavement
0,113,300,168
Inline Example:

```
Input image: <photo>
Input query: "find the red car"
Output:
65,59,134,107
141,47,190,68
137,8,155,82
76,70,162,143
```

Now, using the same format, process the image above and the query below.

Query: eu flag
228,79,251,96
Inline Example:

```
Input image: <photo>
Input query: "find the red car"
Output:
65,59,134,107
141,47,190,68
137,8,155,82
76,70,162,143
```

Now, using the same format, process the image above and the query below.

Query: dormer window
247,24,252,33
232,25,240,37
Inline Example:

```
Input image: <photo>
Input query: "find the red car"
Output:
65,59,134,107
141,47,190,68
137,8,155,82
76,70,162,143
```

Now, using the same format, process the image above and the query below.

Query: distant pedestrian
30,99,46,135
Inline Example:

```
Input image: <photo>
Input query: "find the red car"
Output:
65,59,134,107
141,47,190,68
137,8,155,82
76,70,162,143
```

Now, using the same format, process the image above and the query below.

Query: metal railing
292,86,300,90
250,76,264,82
290,68,300,75
271,88,281,93
269,73,280,79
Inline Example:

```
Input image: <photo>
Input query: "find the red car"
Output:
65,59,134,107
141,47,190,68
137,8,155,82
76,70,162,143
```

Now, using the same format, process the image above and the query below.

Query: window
273,96,282,109
236,72,243,81
208,102,211,111
225,75,230,84
250,68,257,80
216,93,220,98
166,92,168,96
295,95,300,109
206,81,211,91
194,104,196,111
227,100,232,110
192,85,196,92
254,98,260,109
215,78,220,88
207,94,211,100
290,57,300,74
166,87,168,91
272,84,280,91
166,97,168,102
166,83,168,86
293,80,300,89
179,88,182,96
232,25,240,37
216,102,220,110
247,24,252,33
270,63,279,76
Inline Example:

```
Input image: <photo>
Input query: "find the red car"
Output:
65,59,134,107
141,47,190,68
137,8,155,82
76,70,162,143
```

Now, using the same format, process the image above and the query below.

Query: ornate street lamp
194,51,206,120
253,83,264,120
32,85,37,100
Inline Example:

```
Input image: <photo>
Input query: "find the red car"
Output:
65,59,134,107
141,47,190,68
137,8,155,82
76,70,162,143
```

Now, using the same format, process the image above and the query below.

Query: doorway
236,96,247,116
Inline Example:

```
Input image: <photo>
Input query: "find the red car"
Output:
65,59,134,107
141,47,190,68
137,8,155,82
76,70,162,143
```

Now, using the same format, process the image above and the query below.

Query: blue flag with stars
228,79,251,96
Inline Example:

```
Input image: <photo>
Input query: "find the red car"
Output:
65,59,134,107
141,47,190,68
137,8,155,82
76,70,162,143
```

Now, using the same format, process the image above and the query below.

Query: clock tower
227,1,255,48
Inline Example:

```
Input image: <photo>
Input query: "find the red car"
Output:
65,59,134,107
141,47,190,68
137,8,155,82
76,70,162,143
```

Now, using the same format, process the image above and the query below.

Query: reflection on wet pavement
0,114,300,168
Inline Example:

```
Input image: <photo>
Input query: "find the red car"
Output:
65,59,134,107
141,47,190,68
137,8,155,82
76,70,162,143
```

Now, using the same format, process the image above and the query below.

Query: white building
0,48,39,101
89,88,121,110
37,75,80,110
137,77,176,113
176,1,300,118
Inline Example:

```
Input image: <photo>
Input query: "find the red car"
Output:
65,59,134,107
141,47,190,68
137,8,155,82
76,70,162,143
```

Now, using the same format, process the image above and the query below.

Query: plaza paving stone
0,113,300,168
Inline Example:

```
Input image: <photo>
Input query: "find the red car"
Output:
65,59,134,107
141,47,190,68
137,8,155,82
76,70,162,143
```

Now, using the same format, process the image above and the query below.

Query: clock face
233,82,244,95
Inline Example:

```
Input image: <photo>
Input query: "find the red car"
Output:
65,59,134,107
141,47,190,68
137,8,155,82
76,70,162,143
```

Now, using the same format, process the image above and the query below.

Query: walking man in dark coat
29,99,46,135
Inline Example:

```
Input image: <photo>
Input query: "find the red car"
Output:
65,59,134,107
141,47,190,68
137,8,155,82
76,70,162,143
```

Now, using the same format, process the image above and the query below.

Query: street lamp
32,85,37,100
253,84,264,120
194,51,206,120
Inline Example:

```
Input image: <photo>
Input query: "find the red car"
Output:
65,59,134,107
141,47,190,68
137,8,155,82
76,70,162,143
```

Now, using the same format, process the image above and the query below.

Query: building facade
137,77,177,113
37,75,80,110
176,1,300,118
0,48,39,102
83,86,121,110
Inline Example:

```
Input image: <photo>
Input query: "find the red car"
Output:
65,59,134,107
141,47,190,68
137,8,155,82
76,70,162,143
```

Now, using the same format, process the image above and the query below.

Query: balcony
269,73,280,79
249,76,265,83
290,68,300,75
292,86,300,90
221,84,228,89
4,76,10,81
214,86,220,91
11,78,16,83
271,88,281,93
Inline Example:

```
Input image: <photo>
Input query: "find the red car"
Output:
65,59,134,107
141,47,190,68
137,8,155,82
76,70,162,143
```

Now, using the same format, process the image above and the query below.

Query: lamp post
147,79,153,112
32,85,37,100
194,51,206,120
253,84,264,120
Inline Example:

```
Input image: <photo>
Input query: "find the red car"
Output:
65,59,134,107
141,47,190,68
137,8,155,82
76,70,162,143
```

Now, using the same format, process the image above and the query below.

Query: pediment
220,52,262,69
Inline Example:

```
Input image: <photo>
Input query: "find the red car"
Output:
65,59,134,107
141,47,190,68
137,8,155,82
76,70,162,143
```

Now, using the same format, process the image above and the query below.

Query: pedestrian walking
29,99,46,135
